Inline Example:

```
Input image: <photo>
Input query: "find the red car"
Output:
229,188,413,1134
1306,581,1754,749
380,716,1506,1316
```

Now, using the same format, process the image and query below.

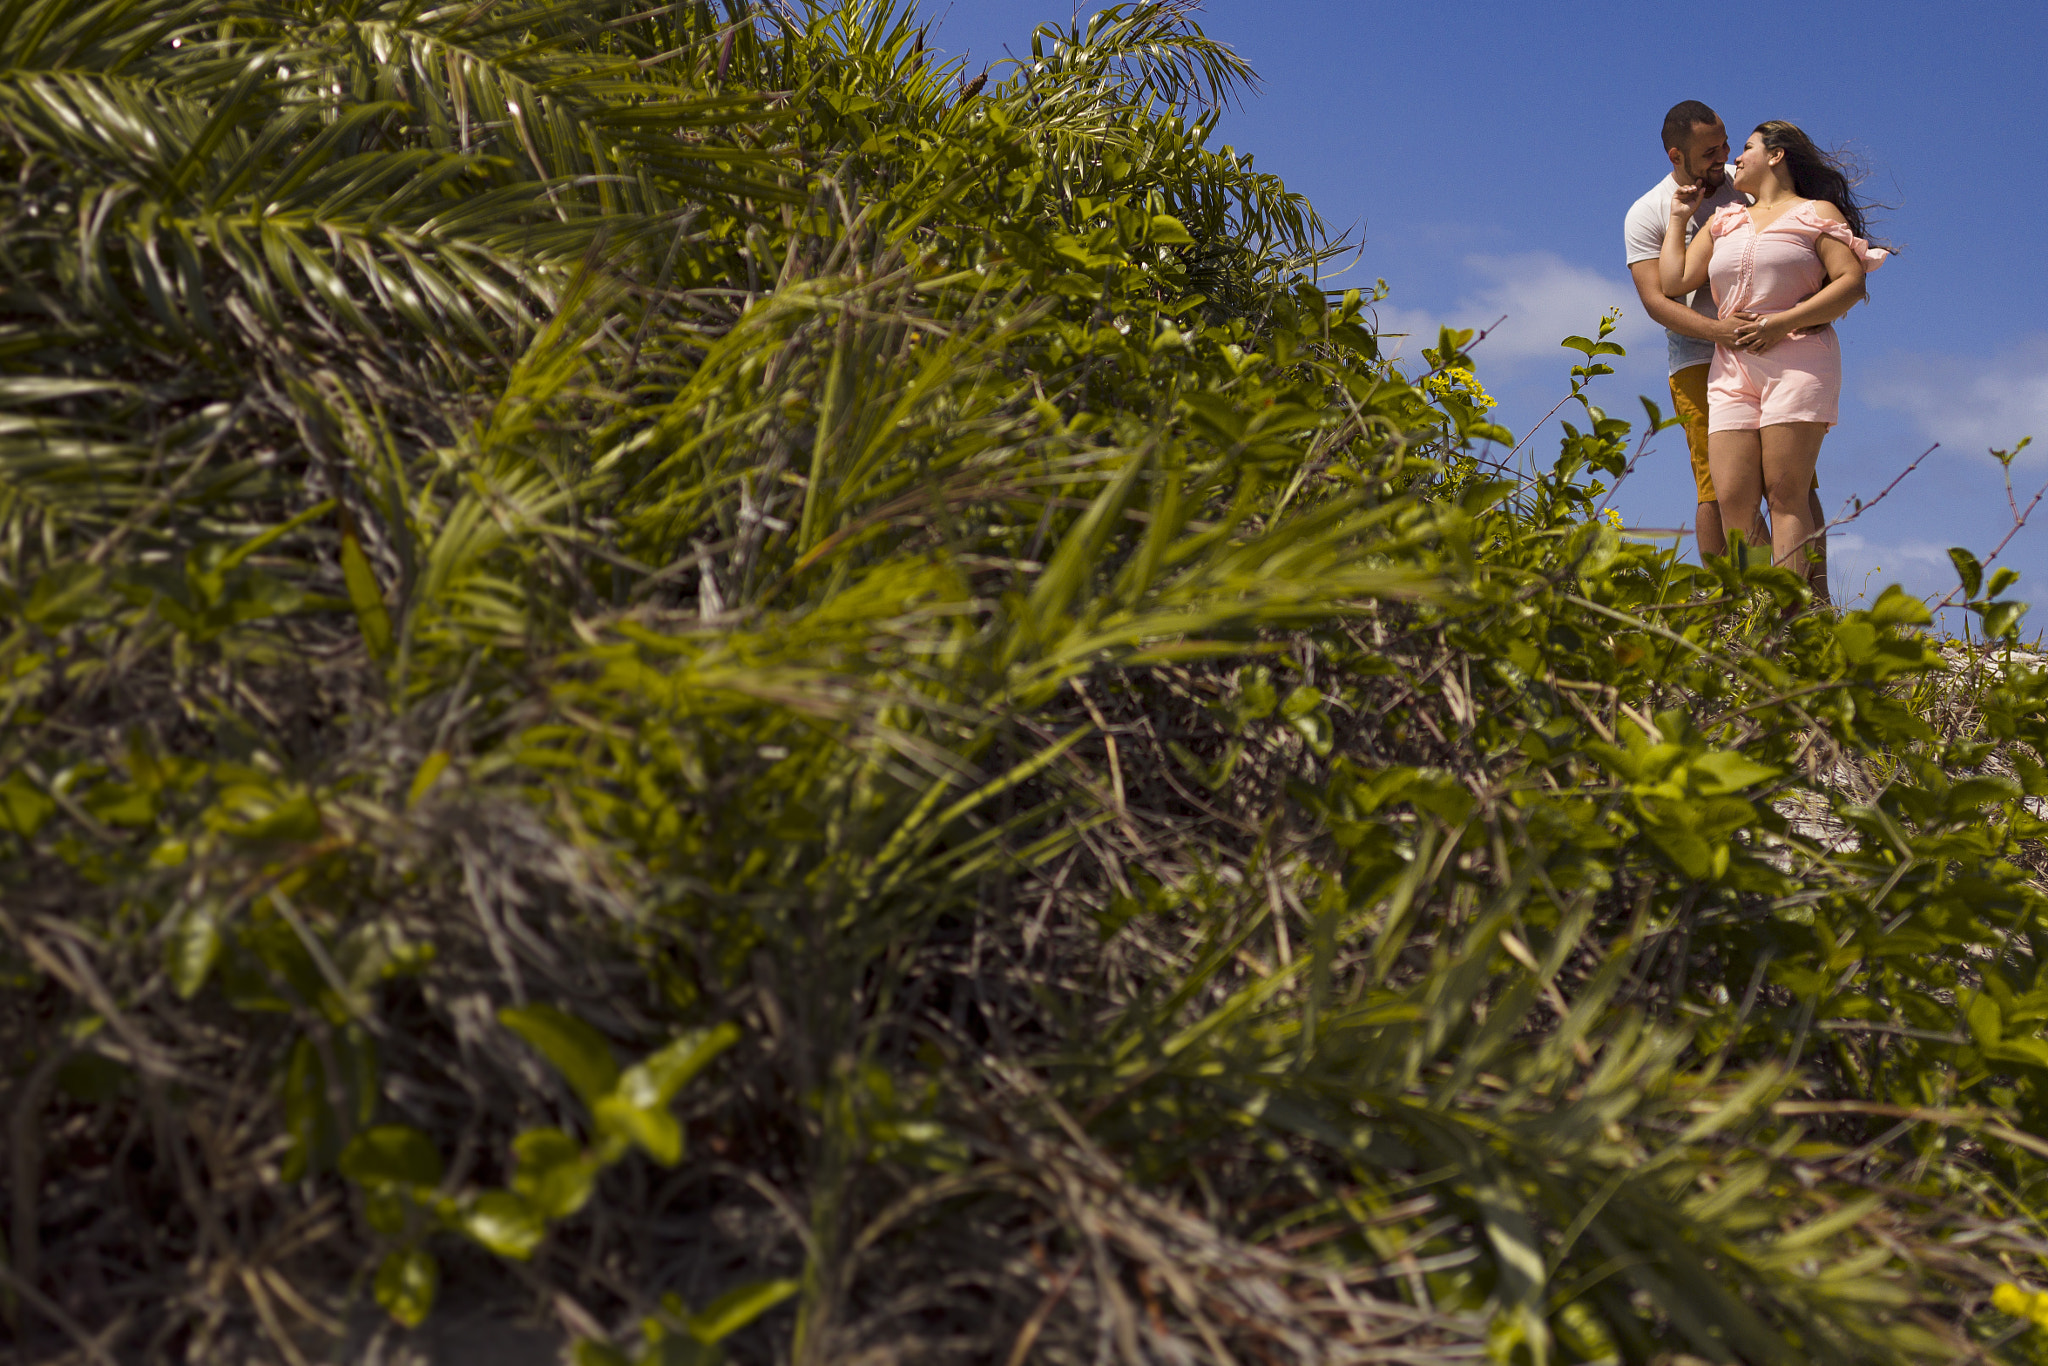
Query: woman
1659,120,1886,584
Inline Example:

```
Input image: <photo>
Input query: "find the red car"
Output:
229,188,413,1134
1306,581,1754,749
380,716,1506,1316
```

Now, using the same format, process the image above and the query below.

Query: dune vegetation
7,1,2048,1363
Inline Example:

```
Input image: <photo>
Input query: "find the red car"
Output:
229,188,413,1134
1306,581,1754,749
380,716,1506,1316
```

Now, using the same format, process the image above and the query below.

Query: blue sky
924,0,2048,624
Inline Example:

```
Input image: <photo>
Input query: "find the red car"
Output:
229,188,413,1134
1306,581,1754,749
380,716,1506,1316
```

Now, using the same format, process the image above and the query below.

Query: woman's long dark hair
1754,120,1874,242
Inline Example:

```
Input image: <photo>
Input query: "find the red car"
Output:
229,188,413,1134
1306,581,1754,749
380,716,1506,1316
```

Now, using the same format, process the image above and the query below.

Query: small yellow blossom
1993,1282,2048,1328
1603,508,1624,529
1422,366,1498,410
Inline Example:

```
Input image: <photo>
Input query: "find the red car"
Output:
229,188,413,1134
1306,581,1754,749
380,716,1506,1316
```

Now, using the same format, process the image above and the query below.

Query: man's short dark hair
1661,100,1721,153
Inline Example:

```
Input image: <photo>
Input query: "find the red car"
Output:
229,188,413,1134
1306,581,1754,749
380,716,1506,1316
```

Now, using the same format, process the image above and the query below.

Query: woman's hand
1669,181,1705,224
1661,184,1714,297
1732,313,1793,353
1712,312,1760,348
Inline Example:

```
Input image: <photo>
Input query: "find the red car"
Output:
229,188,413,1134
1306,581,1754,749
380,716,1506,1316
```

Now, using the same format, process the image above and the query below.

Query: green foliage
373,1245,440,1328
5,0,2048,1363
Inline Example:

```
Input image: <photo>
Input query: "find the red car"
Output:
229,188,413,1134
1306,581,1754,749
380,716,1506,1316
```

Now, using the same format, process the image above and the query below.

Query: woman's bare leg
1709,430,1766,553
1760,423,1827,577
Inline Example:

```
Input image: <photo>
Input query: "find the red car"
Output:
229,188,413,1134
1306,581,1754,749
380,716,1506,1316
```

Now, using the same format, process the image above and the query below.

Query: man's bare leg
1670,366,1723,562
1695,499,1726,559
1804,486,1830,605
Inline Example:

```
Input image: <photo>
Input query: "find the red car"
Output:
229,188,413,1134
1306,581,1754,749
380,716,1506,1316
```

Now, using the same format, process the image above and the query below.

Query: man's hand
1628,262,1748,347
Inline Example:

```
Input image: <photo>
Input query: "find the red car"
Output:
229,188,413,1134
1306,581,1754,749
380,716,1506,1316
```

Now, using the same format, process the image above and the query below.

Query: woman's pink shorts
1706,328,1840,431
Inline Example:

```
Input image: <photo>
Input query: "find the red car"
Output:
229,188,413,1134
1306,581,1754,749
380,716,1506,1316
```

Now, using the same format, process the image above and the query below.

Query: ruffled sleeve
1707,203,1749,238
1799,204,1888,272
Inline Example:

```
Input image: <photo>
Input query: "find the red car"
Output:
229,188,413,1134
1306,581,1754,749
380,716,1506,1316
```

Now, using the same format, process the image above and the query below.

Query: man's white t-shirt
1623,172,1743,375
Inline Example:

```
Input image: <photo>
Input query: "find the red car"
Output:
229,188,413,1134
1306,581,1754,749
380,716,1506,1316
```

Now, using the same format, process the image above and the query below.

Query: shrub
4,2,2048,1363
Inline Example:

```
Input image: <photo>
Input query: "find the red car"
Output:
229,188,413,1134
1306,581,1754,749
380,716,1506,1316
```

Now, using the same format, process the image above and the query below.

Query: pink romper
1704,201,1886,431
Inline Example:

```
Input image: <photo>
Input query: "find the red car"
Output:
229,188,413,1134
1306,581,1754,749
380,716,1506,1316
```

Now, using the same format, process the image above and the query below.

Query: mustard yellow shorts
1670,363,1817,504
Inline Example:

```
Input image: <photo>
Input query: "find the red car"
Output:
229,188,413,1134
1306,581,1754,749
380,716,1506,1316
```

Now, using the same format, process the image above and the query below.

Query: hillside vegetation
8,2,2048,1363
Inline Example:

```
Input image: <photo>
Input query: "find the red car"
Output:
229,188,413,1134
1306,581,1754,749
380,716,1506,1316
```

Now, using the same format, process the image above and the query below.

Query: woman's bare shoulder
1806,200,1849,224
1707,202,1749,235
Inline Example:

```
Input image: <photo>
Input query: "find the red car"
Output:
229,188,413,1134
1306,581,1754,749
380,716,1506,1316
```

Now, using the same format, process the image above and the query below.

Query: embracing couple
1624,100,1887,605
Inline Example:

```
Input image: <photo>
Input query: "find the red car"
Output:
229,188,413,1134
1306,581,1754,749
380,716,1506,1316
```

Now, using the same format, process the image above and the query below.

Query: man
1624,100,1828,598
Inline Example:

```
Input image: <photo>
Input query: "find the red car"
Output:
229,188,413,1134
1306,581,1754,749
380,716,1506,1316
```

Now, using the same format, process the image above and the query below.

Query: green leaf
1689,751,1781,795
341,1125,445,1191
499,1003,620,1109
83,778,154,827
1966,992,2003,1046
1833,617,1876,663
1237,666,1277,723
1471,1177,1547,1331
365,1187,411,1236
511,1127,598,1219
1148,213,1193,245
1286,706,1334,757
0,769,57,837
1279,683,1321,721
341,531,394,660
1982,600,2026,639
1949,547,1983,600
226,790,325,845
1866,584,1933,627
458,1190,548,1260
1984,1036,2048,1071
614,1023,741,1112
374,1248,438,1328
594,1092,685,1166
820,90,880,116
1950,774,2022,810
1645,823,1717,881
1403,770,1476,823
1559,335,1624,358
687,1278,799,1344
167,900,224,1000
280,1035,336,1182
1023,449,1148,631
570,1342,632,1366
24,562,110,628
408,750,452,808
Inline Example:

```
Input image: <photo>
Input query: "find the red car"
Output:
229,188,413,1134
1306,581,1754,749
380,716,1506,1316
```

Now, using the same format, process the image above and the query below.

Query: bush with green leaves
6,1,2048,1363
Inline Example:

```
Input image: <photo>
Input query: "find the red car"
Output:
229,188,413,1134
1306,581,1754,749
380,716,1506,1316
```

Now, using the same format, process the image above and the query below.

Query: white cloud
1862,337,2048,460
1824,531,2039,639
1373,252,1659,368
1825,531,1959,605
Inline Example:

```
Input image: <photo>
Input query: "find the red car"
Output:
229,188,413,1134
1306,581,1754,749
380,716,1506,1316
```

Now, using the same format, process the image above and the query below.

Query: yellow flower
1603,508,1624,529
1422,366,1499,411
1992,1282,2048,1328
